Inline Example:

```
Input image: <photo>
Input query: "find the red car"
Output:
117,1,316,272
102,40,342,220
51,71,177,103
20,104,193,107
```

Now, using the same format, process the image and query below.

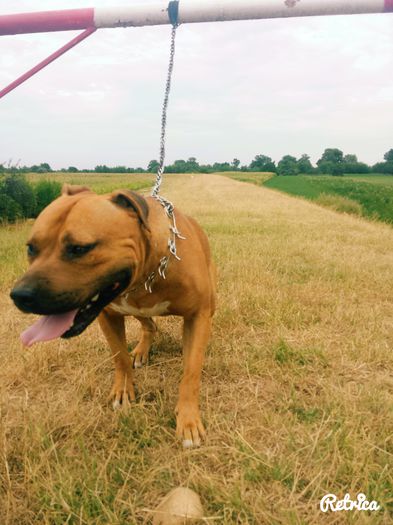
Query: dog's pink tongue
21,310,78,347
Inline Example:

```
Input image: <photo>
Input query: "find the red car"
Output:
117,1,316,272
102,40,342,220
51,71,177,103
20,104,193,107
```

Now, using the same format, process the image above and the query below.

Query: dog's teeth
92,294,99,302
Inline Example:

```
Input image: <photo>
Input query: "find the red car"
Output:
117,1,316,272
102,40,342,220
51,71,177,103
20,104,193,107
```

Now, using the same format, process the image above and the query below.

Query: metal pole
0,1,391,99
0,1,392,36
0,28,96,100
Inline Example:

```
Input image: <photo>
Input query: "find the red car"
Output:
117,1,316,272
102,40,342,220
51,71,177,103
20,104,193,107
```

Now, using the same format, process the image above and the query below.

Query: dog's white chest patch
109,297,170,317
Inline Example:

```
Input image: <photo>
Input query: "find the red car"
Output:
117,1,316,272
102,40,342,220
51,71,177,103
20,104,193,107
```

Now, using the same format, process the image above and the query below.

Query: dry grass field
26,172,155,195
1,173,393,524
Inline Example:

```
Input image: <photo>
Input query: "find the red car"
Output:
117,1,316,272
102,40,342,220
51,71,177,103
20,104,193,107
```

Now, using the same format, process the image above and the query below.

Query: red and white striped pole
1,0,392,98
1,1,392,35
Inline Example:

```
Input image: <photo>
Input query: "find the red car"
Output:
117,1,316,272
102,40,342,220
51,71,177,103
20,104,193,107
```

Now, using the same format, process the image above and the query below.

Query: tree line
2,148,393,176
1,148,392,222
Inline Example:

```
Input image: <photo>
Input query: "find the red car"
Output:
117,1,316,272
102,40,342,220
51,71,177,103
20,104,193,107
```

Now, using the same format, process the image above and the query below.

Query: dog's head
10,184,150,345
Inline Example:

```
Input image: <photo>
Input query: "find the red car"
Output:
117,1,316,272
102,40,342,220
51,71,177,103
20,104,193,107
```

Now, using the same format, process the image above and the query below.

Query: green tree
317,148,345,175
40,163,52,172
297,154,313,174
165,158,201,173
186,157,200,172
113,166,127,173
94,165,110,173
165,160,184,173
277,155,299,176
373,162,393,174
317,161,344,176
147,160,160,173
318,148,344,164
211,162,231,172
30,163,52,173
249,155,276,172
342,153,370,174
232,158,240,170
343,162,369,174
384,149,393,162
344,154,358,163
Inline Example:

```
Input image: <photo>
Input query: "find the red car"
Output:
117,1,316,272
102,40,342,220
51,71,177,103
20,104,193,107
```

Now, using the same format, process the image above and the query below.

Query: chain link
145,20,184,294
151,23,178,198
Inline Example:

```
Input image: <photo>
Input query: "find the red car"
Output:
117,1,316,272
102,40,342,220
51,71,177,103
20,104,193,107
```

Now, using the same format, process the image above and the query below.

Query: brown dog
10,184,216,447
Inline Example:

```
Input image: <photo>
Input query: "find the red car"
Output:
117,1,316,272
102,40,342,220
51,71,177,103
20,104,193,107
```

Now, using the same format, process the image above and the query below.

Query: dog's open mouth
20,271,131,347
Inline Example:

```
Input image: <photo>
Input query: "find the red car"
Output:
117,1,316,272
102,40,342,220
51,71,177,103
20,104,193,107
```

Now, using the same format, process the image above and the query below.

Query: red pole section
0,27,96,99
0,8,94,36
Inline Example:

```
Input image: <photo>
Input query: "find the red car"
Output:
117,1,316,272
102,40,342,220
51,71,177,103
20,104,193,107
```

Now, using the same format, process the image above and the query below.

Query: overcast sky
1,1,392,170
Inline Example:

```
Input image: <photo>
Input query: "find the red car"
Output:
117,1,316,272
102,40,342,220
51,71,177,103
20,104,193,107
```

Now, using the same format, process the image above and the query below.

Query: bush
317,161,344,176
34,180,62,216
372,162,393,174
0,174,61,222
343,162,370,174
0,194,23,222
314,193,363,216
2,174,36,217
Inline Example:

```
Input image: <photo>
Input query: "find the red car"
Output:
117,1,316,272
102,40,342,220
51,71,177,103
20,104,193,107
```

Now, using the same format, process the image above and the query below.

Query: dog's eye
65,243,97,259
26,243,38,258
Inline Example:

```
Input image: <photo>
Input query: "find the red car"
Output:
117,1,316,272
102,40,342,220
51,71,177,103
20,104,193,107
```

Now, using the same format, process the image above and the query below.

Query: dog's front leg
176,310,212,448
98,309,136,408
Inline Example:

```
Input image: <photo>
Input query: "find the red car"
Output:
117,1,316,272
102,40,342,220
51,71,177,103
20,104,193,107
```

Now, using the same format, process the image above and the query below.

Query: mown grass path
1,174,393,524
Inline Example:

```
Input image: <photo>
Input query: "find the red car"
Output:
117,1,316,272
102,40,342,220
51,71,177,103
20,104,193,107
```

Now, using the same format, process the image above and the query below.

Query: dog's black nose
10,287,37,312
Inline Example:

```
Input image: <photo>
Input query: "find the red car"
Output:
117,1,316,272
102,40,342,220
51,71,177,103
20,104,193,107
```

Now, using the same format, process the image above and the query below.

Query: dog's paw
110,375,136,409
175,404,206,448
131,345,149,369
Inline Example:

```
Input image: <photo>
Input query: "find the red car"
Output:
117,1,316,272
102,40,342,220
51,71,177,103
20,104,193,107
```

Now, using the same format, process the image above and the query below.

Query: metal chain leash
151,22,177,199
144,9,185,294
124,17,183,298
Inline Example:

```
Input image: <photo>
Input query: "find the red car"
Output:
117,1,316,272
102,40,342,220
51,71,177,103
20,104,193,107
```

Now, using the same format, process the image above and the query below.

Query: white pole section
0,1,391,36
94,0,391,29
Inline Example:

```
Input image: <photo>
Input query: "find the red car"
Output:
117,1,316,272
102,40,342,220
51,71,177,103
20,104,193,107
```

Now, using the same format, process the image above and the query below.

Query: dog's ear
61,184,91,196
111,190,150,232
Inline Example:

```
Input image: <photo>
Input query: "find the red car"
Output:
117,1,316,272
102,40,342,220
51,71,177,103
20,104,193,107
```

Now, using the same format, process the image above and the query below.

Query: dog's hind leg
98,309,136,408
131,317,157,368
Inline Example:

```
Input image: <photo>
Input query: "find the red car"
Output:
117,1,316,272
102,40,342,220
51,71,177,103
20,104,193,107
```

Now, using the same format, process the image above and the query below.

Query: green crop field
226,173,393,225
345,174,393,186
